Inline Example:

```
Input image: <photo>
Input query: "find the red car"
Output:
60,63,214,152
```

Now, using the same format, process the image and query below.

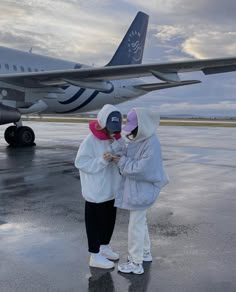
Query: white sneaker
100,245,119,260
118,261,144,275
127,252,152,263
143,252,152,262
89,253,115,269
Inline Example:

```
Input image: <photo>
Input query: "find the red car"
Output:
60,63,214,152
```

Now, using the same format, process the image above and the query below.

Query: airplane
0,11,236,147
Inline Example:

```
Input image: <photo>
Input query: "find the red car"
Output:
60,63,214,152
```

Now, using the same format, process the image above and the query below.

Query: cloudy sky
0,0,236,116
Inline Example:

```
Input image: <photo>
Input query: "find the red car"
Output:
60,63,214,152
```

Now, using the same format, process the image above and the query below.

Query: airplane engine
0,104,21,125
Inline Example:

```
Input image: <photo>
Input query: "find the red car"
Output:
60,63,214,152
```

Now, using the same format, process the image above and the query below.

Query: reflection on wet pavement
0,122,236,291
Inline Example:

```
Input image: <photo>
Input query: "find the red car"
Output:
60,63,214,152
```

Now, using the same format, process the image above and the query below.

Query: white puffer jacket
115,108,169,210
74,104,123,203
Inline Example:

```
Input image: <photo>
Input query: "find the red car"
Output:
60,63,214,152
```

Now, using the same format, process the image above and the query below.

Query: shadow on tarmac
88,263,151,292
88,267,115,292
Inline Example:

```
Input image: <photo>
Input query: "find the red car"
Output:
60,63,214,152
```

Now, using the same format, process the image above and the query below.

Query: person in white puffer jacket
112,108,169,275
74,104,123,269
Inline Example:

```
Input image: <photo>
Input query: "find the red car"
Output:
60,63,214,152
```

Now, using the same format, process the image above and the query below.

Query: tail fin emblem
128,30,142,62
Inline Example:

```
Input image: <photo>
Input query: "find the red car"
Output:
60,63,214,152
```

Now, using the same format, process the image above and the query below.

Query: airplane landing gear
4,126,17,145
4,125,35,147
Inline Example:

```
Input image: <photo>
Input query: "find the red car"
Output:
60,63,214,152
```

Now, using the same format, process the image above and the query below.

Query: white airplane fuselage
0,47,146,114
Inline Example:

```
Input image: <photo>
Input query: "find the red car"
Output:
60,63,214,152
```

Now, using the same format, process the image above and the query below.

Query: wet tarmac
0,122,236,292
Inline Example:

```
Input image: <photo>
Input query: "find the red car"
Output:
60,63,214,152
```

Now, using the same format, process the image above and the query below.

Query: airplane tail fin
107,11,149,66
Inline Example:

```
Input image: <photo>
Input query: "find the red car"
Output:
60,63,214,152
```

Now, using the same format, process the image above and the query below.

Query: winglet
107,11,149,66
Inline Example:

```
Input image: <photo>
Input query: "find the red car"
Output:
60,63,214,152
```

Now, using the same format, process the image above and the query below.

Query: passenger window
5,64,9,70
13,65,17,71
28,67,32,72
20,66,25,72
74,63,81,69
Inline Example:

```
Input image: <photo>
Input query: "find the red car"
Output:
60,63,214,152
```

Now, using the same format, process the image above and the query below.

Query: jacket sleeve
118,140,162,183
110,138,127,156
74,138,109,174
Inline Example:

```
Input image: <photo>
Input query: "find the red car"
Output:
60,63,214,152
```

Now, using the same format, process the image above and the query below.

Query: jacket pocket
128,180,157,207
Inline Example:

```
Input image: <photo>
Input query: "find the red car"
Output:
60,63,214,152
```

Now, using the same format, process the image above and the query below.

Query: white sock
91,252,101,259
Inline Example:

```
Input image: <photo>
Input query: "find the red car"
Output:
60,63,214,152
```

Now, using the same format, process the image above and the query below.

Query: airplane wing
0,57,236,88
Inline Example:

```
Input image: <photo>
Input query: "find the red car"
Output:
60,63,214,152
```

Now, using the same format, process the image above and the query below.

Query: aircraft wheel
17,126,35,146
4,125,17,145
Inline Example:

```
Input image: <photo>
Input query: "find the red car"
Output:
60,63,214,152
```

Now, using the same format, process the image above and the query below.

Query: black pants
85,199,117,253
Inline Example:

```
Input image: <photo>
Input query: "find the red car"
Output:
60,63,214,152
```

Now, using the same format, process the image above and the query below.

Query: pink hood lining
89,120,121,140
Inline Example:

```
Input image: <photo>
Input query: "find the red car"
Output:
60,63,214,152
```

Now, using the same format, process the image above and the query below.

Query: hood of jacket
97,104,121,129
89,104,122,140
131,108,160,142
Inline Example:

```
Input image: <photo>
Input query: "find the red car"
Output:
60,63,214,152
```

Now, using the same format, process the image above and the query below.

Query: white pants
128,209,151,264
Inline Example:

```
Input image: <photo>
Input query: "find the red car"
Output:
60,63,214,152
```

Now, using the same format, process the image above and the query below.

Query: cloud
154,23,236,59
182,31,236,58
1,0,236,62
155,25,187,43
176,0,236,23
122,0,179,14
0,0,127,64
133,0,236,60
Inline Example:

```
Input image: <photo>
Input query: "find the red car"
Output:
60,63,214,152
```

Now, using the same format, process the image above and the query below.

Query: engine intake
0,104,21,125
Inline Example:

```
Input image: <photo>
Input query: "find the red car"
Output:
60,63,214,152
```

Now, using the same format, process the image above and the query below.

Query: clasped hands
103,152,120,163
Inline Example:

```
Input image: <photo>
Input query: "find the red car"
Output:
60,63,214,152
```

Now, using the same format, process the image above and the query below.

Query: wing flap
134,80,201,92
